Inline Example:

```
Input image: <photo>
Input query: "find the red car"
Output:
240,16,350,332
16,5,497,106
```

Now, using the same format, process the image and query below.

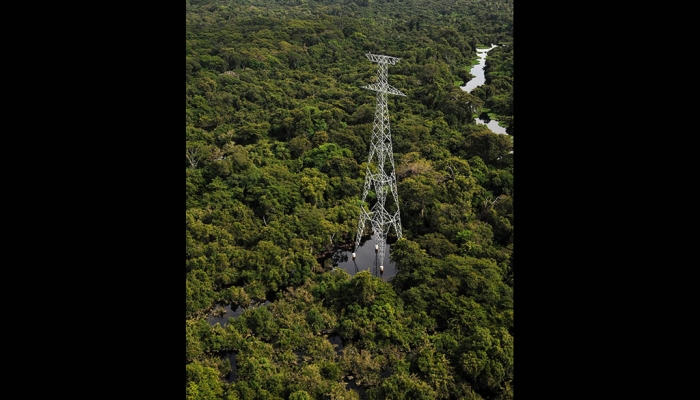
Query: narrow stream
462,45,497,92
461,45,508,135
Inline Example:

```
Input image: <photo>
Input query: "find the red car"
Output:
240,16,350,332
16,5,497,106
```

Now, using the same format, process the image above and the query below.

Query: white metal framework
354,53,405,273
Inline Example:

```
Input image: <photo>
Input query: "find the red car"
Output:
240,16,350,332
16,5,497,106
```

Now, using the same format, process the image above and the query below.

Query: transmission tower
353,53,405,275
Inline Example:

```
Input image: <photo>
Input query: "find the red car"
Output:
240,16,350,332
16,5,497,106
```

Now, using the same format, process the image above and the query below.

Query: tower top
365,53,401,65
361,53,406,96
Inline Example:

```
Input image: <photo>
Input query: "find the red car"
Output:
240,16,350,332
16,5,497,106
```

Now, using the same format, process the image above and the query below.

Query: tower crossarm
361,83,406,96
365,53,401,65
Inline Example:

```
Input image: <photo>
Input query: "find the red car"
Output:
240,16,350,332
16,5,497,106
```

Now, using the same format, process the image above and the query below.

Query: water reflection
223,352,237,382
206,300,271,326
461,45,509,135
331,235,397,281
476,118,508,134
461,45,497,93
328,335,344,355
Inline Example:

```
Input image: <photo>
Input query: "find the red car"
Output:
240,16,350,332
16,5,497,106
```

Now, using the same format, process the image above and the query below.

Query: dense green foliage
186,0,513,398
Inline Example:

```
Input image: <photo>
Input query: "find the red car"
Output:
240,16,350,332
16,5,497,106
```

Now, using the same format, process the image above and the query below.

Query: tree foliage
186,1,513,398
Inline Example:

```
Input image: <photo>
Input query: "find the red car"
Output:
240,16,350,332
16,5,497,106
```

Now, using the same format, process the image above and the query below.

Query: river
461,45,508,135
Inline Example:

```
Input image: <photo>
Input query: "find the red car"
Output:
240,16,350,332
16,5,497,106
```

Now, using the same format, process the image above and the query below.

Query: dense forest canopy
186,0,513,399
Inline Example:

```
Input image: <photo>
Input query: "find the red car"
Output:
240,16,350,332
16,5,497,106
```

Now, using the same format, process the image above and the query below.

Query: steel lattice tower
353,53,405,274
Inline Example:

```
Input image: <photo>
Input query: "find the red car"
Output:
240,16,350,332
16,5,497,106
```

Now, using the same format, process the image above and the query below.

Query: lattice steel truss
354,53,405,273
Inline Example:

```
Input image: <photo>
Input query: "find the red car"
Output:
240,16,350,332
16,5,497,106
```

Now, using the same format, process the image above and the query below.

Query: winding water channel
461,45,508,135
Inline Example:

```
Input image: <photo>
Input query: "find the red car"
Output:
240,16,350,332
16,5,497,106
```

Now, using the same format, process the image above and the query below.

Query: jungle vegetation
186,0,513,399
